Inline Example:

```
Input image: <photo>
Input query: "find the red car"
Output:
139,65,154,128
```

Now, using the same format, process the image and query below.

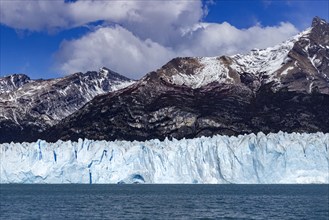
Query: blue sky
0,0,328,79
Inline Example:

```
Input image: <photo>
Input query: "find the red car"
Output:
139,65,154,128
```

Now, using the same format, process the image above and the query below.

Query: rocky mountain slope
41,17,329,143
0,68,134,143
0,74,31,93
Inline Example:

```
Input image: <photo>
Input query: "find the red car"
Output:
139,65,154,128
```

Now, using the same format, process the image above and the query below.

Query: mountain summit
0,68,134,143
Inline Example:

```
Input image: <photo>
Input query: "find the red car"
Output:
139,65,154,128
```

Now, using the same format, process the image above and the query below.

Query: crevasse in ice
1,132,328,184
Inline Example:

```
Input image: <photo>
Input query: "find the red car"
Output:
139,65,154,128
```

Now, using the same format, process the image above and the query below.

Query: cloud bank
0,0,299,79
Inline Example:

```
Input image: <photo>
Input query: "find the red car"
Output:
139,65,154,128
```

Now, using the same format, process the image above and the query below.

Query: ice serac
0,67,134,143
1,132,328,184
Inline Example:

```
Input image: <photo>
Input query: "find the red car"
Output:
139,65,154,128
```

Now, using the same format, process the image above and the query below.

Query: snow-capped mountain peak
0,74,32,93
155,19,328,91
231,28,312,82
0,68,135,143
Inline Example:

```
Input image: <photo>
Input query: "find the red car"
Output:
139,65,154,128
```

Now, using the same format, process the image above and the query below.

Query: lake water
0,184,328,219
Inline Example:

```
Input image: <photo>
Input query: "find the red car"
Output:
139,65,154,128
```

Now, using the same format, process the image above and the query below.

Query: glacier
0,132,328,184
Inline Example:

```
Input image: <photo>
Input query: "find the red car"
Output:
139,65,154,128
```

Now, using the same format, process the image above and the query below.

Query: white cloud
181,21,299,56
1,1,70,31
1,0,300,79
55,26,176,79
55,22,298,79
0,0,203,43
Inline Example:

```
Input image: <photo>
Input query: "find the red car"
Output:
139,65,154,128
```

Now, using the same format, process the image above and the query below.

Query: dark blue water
0,184,328,219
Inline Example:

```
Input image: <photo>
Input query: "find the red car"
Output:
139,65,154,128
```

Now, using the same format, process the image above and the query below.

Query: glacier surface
1,132,328,184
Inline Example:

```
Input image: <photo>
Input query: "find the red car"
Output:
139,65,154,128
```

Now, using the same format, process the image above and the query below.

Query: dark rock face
41,17,329,143
250,84,329,134
43,78,329,143
43,78,253,142
0,68,133,143
279,17,329,94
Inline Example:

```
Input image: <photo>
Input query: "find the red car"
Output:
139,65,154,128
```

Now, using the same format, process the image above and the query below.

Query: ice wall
1,132,328,184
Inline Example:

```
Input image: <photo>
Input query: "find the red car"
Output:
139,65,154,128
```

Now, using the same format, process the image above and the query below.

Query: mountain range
0,68,133,143
0,17,328,143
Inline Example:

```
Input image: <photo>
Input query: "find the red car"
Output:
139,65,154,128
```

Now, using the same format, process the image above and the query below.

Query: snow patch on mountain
0,74,32,93
0,69,135,126
172,57,233,88
1,132,328,184
231,28,312,81
170,28,312,88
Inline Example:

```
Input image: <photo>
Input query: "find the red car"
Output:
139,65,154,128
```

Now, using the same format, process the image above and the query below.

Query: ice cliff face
1,132,328,184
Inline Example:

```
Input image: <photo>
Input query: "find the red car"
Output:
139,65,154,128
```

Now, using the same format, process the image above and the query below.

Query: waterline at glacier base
1,132,328,184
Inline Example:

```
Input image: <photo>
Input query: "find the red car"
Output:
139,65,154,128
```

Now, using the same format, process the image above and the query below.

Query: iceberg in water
0,132,328,184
